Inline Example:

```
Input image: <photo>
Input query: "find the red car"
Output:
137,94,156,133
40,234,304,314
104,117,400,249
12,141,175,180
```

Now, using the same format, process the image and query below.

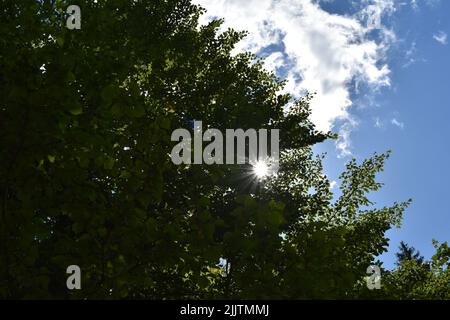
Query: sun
253,160,269,179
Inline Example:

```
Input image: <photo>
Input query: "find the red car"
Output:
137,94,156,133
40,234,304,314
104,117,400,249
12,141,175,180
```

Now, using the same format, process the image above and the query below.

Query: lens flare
253,160,269,179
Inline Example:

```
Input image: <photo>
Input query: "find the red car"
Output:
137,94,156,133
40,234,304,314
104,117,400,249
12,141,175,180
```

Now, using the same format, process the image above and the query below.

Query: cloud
402,41,426,68
263,52,285,73
433,31,448,45
404,41,417,67
194,0,396,156
391,118,405,129
330,180,338,190
410,0,419,10
374,117,383,128
411,0,442,10
425,0,441,7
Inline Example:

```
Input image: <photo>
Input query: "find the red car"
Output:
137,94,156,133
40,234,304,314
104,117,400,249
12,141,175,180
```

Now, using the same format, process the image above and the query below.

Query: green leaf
104,156,115,170
69,102,83,115
56,36,64,47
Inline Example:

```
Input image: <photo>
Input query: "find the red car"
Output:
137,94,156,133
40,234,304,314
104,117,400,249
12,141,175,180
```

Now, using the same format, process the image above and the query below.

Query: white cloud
411,0,442,10
402,40,427,68
433,31,448,45
425,0,441,7
336,118,358,158
374,117,383,128
263,51,285,73
403,41,418,68
330,180,338,190
410,0,419,10
194,0,396,156
391,118,405,129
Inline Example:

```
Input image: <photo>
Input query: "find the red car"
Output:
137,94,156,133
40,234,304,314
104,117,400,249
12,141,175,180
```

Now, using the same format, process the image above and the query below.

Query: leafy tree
379,241,450,299
395,241,425,266
1,0,412,299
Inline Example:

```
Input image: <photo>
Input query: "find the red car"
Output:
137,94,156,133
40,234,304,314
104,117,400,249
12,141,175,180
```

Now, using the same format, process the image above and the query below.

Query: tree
379,241,450,299
1,0,411,299
396,241,425,266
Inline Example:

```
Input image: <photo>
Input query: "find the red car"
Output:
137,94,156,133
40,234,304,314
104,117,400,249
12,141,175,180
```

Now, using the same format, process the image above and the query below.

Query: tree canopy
0,0,446,299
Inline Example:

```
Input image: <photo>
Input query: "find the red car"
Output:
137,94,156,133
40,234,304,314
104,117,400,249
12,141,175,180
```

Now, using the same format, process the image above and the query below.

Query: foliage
378,241,450,299
0,0,430,299
396,241,425,265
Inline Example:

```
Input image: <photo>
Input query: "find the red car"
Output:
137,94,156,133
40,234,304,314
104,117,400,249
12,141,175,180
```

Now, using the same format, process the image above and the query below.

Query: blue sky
317,0,450,269
194,0,449,269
